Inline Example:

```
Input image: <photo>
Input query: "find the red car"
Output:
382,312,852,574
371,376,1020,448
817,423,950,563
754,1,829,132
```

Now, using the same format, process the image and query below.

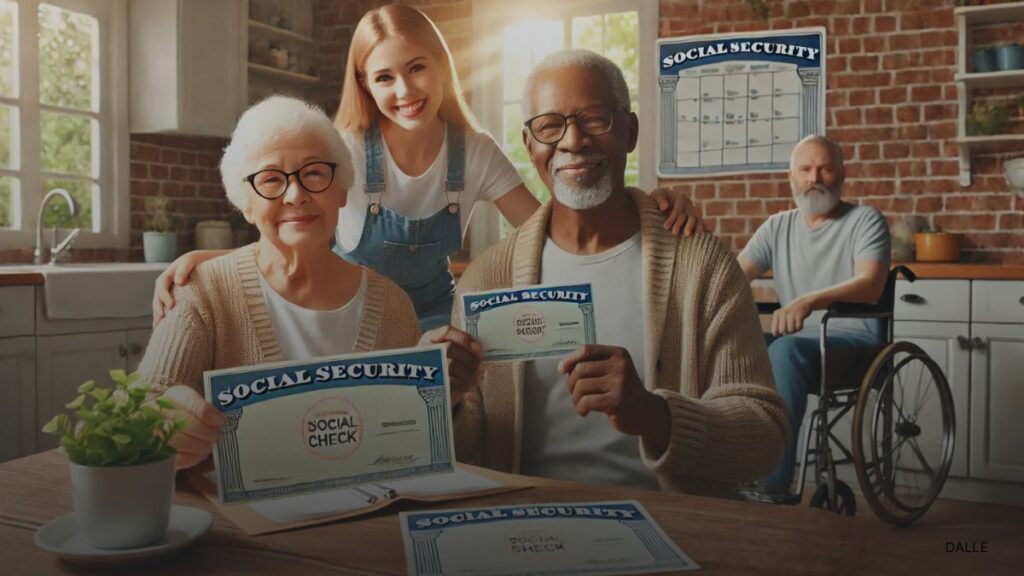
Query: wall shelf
247,19,313,43
248,63,319,83
954,1,1024,186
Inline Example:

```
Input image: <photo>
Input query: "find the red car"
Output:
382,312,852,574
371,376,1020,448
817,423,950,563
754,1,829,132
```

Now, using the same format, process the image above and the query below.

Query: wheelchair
751,265,955,526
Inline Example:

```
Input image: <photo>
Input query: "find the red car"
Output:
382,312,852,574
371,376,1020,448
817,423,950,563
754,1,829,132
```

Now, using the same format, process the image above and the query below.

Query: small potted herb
143,195,180,263
42,370,186,549
966,102,1010,136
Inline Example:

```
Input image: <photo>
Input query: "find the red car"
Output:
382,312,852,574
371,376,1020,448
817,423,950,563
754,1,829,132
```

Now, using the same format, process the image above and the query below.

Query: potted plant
914,223,963,263
966,102,1010,136
42,370,186,549
143,195,179,263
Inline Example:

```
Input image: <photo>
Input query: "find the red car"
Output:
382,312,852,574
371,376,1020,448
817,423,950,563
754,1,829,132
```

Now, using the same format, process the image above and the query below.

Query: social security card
462,283,596,361
203,345,454,504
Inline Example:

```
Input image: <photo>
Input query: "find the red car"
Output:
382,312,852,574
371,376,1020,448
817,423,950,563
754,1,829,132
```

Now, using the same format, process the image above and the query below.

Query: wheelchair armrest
756,302,781,314
823,302,894,319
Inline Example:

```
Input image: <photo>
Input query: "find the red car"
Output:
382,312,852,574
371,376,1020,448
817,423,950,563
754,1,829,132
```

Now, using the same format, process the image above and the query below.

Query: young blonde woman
153,4,700,330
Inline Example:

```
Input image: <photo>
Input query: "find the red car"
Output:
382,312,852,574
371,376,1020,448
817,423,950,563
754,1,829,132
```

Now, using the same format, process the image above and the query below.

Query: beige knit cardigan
138,244,422,396
451,189,791,498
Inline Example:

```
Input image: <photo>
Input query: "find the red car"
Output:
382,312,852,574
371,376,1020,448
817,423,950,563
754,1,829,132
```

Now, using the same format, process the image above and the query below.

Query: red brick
894,70,930,85
896,106,920,123
719,217,746,233
787,1,811,18
999,214,1024,229
130,162,148,179
849,55,879,70
849,89,877,106
160,149,179,164
897,160,927,178
858,143,880,161
694,184,716,200
838,37,862,54
875,15,896,33
835,108,862,125
879,87,907,105
865,107,893,125
929,122,956,139
898,125,928,140
883,143,910,159
737,200,763,215
934,214,997,231
923,104,954,122
945,194,1013,212
718,183,746,199
914,196,942,213
703,200,733,216
133,143,160,163
862,36,887,53
150,164,169,180
910,142,941,158
910,85,942,103
852,16,872,34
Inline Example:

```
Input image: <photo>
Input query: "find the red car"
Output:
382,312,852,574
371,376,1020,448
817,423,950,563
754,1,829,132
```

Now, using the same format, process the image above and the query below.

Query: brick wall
658,0,1024,264
128,134,236,260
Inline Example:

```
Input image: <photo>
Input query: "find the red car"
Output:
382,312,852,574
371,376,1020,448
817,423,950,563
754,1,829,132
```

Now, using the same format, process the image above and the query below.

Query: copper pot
914,232,962,262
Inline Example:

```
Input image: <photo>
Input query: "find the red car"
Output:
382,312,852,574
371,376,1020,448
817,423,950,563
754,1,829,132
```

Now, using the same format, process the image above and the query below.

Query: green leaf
154,398,175,410
111,434,131,445
65,394,86,410
108,368,127,384
76,379,96,394
42,414,65,434
89,388,110,402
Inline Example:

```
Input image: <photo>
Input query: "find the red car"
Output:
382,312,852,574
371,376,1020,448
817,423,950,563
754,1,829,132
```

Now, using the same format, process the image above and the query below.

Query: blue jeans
760,329,881,490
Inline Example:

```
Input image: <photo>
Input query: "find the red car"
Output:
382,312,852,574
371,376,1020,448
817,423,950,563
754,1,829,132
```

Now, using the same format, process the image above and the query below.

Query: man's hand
651,187,703,237
558,345,670,449
152,250,227,328
771,295,814,336
159,385,225,470
418,325,483,408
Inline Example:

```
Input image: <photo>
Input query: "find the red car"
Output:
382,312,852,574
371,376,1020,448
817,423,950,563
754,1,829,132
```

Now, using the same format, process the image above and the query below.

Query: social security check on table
203,345,454,504
462,283,596,362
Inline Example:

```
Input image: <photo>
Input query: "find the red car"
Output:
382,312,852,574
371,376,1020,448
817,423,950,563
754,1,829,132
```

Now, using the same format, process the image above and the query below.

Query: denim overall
336,122,464,331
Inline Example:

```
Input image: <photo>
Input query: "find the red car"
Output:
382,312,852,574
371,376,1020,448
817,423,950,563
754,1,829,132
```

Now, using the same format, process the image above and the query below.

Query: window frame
469,0,657,257
0,0,129,251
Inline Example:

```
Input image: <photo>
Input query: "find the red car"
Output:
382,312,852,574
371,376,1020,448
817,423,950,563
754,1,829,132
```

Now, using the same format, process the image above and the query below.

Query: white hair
220,95,354,213
790,134,845,172
521,49,631,118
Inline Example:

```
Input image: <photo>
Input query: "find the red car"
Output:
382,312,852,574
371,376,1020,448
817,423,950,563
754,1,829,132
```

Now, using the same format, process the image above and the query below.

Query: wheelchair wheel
810,480,857,516
852,341,955,526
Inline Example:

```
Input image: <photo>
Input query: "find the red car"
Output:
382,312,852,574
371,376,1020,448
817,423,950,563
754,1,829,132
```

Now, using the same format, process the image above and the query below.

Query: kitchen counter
0,271,43,286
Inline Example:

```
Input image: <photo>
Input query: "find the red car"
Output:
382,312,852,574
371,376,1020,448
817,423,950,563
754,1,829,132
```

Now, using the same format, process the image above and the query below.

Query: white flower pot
69,456,175,549
143,231,178,263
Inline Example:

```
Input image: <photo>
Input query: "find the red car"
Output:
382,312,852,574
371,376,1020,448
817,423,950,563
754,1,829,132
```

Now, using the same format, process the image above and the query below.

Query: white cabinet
129,0,245,136
35,331,148,451
0,337,36,463
970,322,1024,482
126,328,153,373
893,321,971,478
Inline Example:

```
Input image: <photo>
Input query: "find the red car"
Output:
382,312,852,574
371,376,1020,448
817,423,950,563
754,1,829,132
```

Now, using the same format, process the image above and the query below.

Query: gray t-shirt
740,203,891,337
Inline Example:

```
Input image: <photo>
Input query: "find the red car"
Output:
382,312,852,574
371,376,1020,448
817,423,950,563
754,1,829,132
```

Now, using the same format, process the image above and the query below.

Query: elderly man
450,49,789,499
738,134,891,498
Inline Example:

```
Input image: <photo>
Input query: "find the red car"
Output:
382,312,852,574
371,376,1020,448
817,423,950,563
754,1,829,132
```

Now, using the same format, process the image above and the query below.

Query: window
470,0,656,249
0,0,128,251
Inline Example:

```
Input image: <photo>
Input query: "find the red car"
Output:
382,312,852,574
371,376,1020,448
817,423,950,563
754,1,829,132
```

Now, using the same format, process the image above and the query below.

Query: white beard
793,183,841,216
550,161,613,210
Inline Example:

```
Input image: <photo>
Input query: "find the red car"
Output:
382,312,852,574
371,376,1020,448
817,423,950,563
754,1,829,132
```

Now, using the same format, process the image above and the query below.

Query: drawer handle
1019,296,1024,306
118,345,127,358
956,335,971,350
971,337,987,350
900,294,925,304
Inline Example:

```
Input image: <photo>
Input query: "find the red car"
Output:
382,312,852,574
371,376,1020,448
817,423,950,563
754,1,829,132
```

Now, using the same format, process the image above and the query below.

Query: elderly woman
138,96,482,470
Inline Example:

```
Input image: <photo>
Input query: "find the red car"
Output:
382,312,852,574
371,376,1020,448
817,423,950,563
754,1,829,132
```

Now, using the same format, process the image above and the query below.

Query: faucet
34,188,81,265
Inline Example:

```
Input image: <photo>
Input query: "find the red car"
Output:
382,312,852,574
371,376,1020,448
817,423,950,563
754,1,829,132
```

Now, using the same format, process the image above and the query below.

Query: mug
996,45,1024,71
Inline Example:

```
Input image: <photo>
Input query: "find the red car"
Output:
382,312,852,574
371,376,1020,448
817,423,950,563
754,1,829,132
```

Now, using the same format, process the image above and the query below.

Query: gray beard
793,183,841,216
551,170,613,210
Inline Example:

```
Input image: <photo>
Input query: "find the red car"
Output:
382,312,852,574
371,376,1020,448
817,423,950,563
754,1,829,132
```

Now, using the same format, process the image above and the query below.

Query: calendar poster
656,28,826,178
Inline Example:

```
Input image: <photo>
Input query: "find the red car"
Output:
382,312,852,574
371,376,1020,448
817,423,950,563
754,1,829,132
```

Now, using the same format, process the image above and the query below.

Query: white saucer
34,505,213,565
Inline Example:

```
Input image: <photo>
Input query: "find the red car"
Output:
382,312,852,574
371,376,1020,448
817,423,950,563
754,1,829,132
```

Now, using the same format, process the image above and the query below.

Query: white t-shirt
520,232,657,490
336,128,523,252
258,269,367,361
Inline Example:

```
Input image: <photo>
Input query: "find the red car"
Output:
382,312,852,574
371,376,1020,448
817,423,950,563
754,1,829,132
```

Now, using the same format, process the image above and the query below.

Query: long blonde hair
335,4,479,135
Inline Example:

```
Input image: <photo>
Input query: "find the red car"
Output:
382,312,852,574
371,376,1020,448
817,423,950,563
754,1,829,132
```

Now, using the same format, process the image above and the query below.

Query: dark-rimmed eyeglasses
244,161,337,200
524,105,622,145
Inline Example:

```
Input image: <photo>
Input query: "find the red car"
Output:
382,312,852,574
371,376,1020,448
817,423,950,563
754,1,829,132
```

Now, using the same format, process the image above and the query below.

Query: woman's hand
650,187,703,237
152,250,228,327
418,326,484,408
159,385,225,470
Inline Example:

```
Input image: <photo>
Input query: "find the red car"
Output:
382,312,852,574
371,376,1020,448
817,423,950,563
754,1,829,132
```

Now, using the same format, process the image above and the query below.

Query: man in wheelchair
737,135,891,500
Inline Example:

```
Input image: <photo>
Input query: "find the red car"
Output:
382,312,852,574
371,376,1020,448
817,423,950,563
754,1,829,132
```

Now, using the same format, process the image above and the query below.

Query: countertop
3,262,1024,288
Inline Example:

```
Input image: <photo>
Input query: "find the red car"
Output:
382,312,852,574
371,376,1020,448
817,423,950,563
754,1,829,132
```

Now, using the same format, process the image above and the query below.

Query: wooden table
1,451,1019,575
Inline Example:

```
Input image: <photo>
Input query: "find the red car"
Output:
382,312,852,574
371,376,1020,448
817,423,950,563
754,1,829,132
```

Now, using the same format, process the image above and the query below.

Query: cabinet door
970,323,1024,482
125,328,153,373
0,337,36,463
35,332,129,451
893,321,971,477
